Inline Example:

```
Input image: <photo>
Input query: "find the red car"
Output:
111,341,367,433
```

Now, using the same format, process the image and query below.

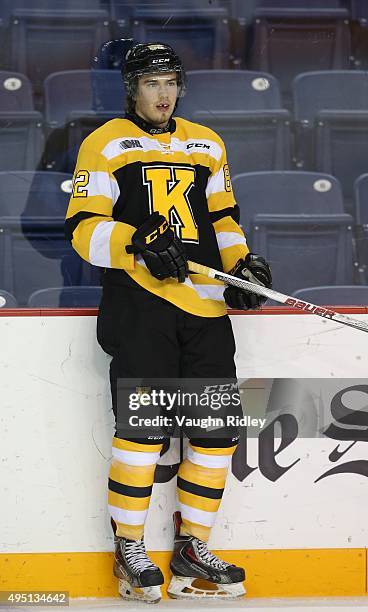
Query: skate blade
118,579,162,604
167,576,246,599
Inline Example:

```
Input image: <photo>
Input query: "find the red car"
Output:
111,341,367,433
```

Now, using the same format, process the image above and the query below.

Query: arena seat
0,171,72,216
179,70,291,175
0,171,101,305
293,71,368,207
0,112,43,170
128,6,230,70
232,171,354,294
0,71,35,111
249,2,351,103
351,0,368,19
8,9,111,94
92,38,134,71
27,286,102,307
354,173,368,282
315,110,368,208
0,290,18,308
45,70,125,127
292,285,368,306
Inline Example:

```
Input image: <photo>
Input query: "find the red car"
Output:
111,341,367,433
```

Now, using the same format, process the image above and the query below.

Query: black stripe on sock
177,476,223,500
109,478,152,498
190,437,239,448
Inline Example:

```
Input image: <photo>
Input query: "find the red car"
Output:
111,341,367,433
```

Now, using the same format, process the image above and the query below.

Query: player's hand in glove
223,253,272,310
126,212,188,283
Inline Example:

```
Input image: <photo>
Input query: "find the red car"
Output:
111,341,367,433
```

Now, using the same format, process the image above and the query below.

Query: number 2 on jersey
142,166,199,243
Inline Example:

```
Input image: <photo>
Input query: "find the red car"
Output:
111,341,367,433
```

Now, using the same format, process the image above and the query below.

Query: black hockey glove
126,212,188,283
223,253,272,310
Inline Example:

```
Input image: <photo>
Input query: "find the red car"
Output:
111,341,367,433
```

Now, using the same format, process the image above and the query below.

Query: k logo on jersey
142,165,199,243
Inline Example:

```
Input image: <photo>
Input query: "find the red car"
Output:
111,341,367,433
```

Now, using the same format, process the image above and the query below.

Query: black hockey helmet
123,42,186,99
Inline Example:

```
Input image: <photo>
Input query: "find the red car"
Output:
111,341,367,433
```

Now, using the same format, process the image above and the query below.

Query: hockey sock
108,437,164,540
177,441,238,542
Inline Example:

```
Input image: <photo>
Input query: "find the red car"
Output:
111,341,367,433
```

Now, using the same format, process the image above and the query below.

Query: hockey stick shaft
188,260,368,334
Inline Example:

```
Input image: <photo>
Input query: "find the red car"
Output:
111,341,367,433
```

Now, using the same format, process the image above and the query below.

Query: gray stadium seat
129,7,230,70
0,111,43,170
9,9,111,94
27,286,102,307
44,70,125,127
0,171,72,216
255,0,349,12
351,0,368,19
249,3,351,103
293,71,368,208
232,171,354,294
0,290,18,308
354,173,368,282
179,70,291,175
292,285,368,306
232,170,345,234
316,110,368,207
0,171,100,305
0,71,35,111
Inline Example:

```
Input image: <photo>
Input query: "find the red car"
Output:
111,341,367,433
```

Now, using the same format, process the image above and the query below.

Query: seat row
1,69,368,205
1,0,368,98
0,170,367,307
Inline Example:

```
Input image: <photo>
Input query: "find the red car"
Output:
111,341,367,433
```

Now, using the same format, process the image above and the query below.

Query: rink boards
0,308,368,598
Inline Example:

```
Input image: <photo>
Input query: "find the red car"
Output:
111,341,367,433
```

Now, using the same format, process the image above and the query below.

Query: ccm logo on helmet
286,298,335,319
152,58,170,63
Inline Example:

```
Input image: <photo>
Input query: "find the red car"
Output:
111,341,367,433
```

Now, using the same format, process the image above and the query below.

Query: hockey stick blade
188,260,368,334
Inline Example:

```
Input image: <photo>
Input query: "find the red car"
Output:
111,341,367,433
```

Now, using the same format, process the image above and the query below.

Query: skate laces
195,539,230,570
124,539,157,574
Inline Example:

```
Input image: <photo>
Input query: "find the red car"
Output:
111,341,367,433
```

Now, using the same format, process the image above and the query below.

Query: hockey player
65,42,271,603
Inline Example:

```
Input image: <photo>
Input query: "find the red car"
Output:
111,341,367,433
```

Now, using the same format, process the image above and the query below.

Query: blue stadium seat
92,38,134,71
351,0,368,19
316,109,368,207
44,70,125,171
129,7,230,70
0,171,101,305
27,286,102,307
255,0,349,12
232,171,354,294
292,285,368,306
179,70,291,175
0,112,43,170
0,71,34,111
249,3,351,103
293,71,368,189
354,173,368,282
45,70,125,127
180,70,284,116
0,171,73,216
0,290,18,308
9,9,111,93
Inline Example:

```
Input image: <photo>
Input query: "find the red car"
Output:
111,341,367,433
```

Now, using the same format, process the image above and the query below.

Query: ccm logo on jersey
145,218,169,245
286,298,335,319
186,142,210,150
120,139,143,150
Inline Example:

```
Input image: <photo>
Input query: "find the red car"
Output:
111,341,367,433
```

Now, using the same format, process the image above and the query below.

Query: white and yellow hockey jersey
65,115,249,317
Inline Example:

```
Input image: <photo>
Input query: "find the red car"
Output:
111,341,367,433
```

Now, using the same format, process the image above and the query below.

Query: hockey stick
188,260,368,334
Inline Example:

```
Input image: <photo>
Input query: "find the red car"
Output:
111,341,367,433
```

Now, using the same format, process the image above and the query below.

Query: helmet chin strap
125,110,176,135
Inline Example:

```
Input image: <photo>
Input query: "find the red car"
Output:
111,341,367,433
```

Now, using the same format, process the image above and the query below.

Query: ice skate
168,512,246,599
113,528,164,604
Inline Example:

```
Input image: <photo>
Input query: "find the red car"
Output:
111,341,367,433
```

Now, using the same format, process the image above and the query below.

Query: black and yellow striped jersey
65,114,249,317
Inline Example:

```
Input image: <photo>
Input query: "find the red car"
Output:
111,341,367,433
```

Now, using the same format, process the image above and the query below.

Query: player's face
135,72,178,127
